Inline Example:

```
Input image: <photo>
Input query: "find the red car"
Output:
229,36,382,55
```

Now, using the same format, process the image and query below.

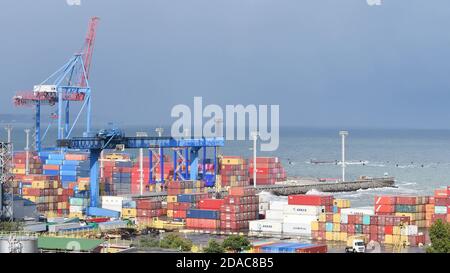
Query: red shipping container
370,216,379,225
432,214,447,223
173,210,187,218
347,224,355,233
375,205,395,214
363,225,370,234
228,187,256,197
369,225,378,234
220,204,243,213
374,196,396,205
434,198,448,206
434,189,448,198
340,224,348,232
288,194,333,206
396,196,418,205
384,225,393,235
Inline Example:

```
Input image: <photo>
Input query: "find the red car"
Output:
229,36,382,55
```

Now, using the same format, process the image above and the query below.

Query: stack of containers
312,208,424,246
432,187,450,223
134,198,166,224
12,151,42,176
220,187,259,232
248,157,287,185
42,153,64,177
250,200,286,234
60,153,90,188
186,198,224,230
69,195,89,218
283,195,332,236
130,155,173,194
374,195,429,227
101,157,133,195
166,180,210,222
219,156,249,187
20,174,70,216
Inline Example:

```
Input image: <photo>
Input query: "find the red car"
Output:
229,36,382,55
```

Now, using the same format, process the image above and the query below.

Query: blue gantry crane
57,129,224,217
13,17,100,151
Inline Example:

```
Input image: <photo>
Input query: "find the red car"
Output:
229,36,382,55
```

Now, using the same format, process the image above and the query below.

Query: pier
126,177,395,201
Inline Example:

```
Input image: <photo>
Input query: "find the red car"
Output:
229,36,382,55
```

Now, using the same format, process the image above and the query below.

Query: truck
345,235,367,253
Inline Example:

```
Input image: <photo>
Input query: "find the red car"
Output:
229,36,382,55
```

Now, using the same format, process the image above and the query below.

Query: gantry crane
57,129,224,217
12,17,100,151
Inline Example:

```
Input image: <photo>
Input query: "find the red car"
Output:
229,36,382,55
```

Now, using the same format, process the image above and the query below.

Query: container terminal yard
1,17,449,254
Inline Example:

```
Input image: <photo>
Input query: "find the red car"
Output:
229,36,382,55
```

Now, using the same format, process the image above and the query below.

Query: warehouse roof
38,237,105,252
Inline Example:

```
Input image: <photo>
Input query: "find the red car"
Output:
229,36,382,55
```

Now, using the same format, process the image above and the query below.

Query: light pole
4,125,12,143
339,130,349,182
251,131,259,188
137,132,148,195
24,129,30,175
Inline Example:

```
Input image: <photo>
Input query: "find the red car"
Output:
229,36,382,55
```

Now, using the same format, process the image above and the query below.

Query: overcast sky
2,0,450,129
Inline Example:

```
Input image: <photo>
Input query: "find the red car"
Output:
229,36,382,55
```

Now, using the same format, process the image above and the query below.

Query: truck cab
345,236,367,253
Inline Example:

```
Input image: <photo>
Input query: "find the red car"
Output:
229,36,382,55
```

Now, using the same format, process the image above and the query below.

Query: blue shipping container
43,170,59,175
187,209,219,220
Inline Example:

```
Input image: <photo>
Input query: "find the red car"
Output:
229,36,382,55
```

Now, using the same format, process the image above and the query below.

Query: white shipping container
283,205,325,216
269,200,288,211
249,220,283,233
101,196,124,205
101,196,124,212
283,214,318,224
282,222,312,235
69,205,84,213
265,209,284,220
401,225,418,236
340,207,374,216
101,204,122,213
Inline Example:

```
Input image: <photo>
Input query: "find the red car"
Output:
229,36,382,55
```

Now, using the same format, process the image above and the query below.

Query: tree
427,219,450,253
203,239,225,253
222,235,251,253
0,221,23,232
159,233,193,251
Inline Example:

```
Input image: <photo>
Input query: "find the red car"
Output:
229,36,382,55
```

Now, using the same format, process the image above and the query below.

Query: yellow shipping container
333,213,341,223
185,189,192,194
167,196,177,203
325,232,333,241
31,181,46,189
393,226,401,235
122,208,137,218
319,213,326,222
332,232,340,241
339,232,347,242
333,199,351,208
221,158,243,165
311,221,319,231
384,235,393,244
52,180,59,188
13,168,26,174
78,181,89,191
167,210,173,218
333,223,340,232
425,204,434,213
69,212,84,218
400,235,408,243
392,235,401,245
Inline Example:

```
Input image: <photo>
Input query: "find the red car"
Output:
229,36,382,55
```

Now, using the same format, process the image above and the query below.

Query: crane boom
81,17,100,86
